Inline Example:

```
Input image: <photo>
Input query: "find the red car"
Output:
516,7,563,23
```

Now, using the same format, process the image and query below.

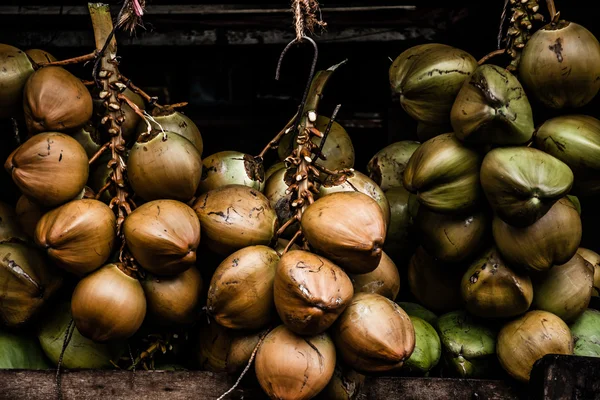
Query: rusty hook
275,35,319,133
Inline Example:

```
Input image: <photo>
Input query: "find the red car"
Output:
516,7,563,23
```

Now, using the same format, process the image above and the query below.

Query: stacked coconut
378,12,600,383
0,44,210,370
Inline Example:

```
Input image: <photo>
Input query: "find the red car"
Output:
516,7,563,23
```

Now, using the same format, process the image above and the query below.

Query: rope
292,0,327,41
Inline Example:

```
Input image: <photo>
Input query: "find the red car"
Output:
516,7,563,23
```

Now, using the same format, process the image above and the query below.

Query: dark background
1,0,599,251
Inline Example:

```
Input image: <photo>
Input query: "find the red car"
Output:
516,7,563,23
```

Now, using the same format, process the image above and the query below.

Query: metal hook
275,36,319,131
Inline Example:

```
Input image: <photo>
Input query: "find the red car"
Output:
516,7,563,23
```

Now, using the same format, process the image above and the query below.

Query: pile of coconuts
0,3,600,400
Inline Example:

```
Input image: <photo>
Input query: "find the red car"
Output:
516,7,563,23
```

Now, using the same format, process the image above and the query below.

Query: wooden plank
529,354,600,400
0,370,523,400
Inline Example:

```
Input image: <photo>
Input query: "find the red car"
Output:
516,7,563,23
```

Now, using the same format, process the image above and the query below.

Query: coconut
403,316,442,375
535,115,600,196
35,199,117,276
481,146,574,227
461,247,533,319
264,168,297,238
265,161,285,181
71,263,146,342
142,266,203,325
569,309,600,357
15,195,45,239
278,116,355,176
128,131,202,202
403,133,481,214
408,247,463,312
348,252,400,300
207,245,279,330
0,44,34,118
38,302,124,369
451,64,534,145
396,302,438,326
0,242,62,327
389,43,478,125
416,207,489,263
577,248,600,296
568,194,582,215
123,200,200,276
72,121,104,159
24,49,56,64
436,310,498,378
196,318,237,372
332,293,415,373
302,192,386,274
315,360,365,400
0,201,27,243
23,66,93,133
519,20,600,109
136,108,203,156
318,171,391,227
226,329,268,374
0,328,49,369
274,250,354,335
88,155,114,205
4,132,89,207
493,197,581,272
367,141,420,191
497,310,573,382
255,325,336,400
193,185,278,255
198,151,264,194
384,187,419,261
532,253,593,323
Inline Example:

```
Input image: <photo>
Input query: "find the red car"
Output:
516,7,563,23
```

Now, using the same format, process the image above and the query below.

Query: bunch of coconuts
0,41,209,370
377,3,600,384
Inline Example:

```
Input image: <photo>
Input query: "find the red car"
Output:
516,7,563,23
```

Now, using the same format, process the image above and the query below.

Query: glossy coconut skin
123,200,201,276
349,251,400,301
461,247,533,319
255,326,336,400
497,310,573,382
35,199,116,276
0,44,34,118
142,266,203,325
5,132,89,207
577,248,600,296
520,21,600,109
71,263,147,342
301,191,386,274
403,133,481,214
23,66,93,133
493,197,581,272
24,49,57,64
207,245,279,330
274,250,354,335
384,187,419,261
136,109,204,156
451,64,534,146
367,141,420,191
0,242,63,327
332,293,415,373
192,185,278,255
535,115,600,196
389,43,478,125
198,151,264,194
127,131,202,202
481,146,574,227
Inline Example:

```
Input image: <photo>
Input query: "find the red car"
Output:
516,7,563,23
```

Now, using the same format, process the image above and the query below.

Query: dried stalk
36,52,97,68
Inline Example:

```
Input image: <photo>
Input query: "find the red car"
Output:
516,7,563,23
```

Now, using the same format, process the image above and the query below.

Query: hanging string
292,0,327,41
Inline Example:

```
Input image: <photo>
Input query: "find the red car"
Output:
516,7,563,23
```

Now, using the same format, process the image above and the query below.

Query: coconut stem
118,74,159,105
88,141,111,165
216,330,269,400
478,49,507,65
257,115,298,160
284,229,303,253
546,0,557,20
89,3,132,234
95,181,112,200
36,52,97,68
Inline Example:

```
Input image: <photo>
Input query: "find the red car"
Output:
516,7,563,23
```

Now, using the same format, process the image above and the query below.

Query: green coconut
0,44,34,118
403,316,442,375
396,302,438,326
198,151,264,194
383,187,419,262
0,328,50,369
38,302,124,369
436,310,498,378
367,141,420,191
535,115,600,196
451,64,534,146
389,43,478,125
481,146,574,227
569,309,600,357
